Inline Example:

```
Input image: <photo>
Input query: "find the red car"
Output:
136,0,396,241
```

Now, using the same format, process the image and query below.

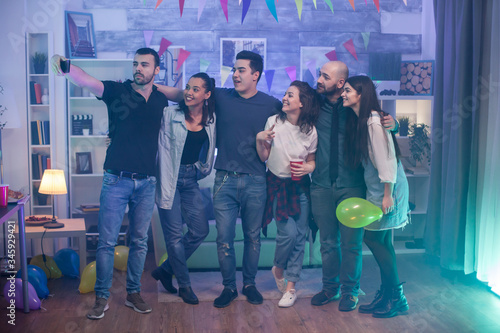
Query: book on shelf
34,83,42,104
80,203,100,212
31,153,50,180
29,81,37,104
72,114,93,135
30,120,50,145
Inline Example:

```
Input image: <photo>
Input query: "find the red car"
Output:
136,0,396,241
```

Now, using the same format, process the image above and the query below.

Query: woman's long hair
178,72,215,126
344,75,401,169
277,80,321,134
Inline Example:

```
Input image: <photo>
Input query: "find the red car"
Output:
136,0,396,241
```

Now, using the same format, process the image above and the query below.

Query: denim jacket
156,105,216,209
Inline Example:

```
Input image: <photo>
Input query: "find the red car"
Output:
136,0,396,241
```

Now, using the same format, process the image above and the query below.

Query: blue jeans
310,183,365,296
213,170,266,290
273,192,309,283
157,165,209,287
95,171,156,299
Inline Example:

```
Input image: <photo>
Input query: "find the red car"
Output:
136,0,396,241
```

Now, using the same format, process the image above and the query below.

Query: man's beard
134,72,154,86
318,84,340,97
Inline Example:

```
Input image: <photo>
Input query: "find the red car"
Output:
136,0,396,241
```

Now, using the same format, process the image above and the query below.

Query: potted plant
31,52,47,74
408,123,431,165
398,116,410,136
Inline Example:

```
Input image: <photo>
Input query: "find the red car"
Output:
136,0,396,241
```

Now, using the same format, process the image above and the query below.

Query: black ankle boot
358,286,387,314
151,267,177,294
179,286,199,305
372,283,409,318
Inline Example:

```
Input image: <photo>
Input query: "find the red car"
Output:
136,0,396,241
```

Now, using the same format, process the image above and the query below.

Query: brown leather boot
358,286,387,314
372,283,409,318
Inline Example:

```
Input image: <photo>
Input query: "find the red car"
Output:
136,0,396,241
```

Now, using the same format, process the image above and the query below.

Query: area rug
157,268,326,303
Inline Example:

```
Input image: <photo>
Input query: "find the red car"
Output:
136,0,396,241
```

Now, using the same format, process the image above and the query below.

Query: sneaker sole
311,294,340,306
213,293,238,308
87,303,109,320
125,300,152,314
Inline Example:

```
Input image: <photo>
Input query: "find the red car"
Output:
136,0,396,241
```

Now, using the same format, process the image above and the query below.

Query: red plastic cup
0,184,8,207
290,160,303,181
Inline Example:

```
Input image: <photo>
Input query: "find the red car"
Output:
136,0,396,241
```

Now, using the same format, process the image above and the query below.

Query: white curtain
469,0,500,295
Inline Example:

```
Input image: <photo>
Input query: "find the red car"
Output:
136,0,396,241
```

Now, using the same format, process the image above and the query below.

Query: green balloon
158,252,168,266
336,197,383,228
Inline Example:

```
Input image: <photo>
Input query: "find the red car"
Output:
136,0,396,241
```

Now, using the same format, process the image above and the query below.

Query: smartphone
60,59,71,73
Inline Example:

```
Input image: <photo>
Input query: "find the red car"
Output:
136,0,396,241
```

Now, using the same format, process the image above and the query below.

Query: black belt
105,169,149,180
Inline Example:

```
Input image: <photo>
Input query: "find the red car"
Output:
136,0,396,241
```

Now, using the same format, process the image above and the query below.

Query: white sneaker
278,289,297,308
272,266,287,293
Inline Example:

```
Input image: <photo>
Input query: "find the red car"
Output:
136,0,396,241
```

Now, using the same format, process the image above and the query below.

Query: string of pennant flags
147,34,370,92
151,0,408,23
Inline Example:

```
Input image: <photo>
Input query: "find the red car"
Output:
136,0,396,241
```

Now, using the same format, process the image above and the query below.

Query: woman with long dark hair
342,75,410,318
257,80,320,307
152,73,216,304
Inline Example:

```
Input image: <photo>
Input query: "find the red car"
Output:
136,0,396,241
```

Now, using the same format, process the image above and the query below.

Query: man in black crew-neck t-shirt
51,48,182,320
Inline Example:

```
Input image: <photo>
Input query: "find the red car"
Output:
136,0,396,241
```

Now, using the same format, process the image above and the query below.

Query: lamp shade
39,169,67,195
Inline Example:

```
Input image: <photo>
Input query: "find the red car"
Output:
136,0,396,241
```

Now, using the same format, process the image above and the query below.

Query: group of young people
51,47,409,320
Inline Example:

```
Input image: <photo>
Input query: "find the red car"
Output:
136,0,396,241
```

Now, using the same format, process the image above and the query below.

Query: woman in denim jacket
152,73,216,304
342,75,410,318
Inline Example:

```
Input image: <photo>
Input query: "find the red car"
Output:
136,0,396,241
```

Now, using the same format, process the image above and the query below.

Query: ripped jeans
213,170,267,290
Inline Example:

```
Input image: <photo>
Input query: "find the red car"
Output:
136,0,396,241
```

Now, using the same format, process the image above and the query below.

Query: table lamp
39,169,67,229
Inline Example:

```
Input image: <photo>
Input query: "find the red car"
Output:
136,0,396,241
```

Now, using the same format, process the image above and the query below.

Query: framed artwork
399,61,434,95
151,45,186,90
300,47,334,88
76,152,92,174
65,11,97,59
220,38,266,71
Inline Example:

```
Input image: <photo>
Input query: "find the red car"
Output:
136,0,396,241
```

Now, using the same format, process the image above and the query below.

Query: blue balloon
16,265,49,299
54,248,80,278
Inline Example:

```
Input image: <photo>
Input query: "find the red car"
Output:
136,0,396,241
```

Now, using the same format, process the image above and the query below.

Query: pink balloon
3,278,41,310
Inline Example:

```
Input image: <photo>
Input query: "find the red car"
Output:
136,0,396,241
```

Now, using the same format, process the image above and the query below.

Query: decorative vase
399,124,409,137
41,89,49,105
34,63,45,74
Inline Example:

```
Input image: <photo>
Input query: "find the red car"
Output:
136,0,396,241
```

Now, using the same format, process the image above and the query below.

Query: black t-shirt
214,88,281,176
180,128,208,165
98,80,168,175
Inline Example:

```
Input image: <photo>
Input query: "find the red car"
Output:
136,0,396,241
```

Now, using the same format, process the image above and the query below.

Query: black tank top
180,128,208,165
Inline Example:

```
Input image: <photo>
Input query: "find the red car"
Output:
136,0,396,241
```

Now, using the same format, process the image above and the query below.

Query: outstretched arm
154,84,184,103
51,54,104,98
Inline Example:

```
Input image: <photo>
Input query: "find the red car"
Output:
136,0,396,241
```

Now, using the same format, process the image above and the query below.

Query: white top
265,114,318,178
367,111,397,183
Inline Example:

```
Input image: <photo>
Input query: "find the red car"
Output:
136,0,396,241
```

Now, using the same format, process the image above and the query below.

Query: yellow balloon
79,261,96,294
336,197,383,228
30,254,62,279
114,246,129,271
158,252,169,266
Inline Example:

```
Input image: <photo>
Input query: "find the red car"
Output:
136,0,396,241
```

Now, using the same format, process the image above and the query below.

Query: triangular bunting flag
312,0,317,9
179,0,185,17
324,0,334,13
155,0,163,10
242,0,251,24
373,0,380,12
264,70,275,92
143,0,147,6
143,31,154,48
325,50,337,61
306,60,317,82
343,39,358,61
158,38,172,57
265,0,278,22
403,0,407,5
364,0,367,5
220,65,232,85
220,0,229,22
295,0,303,20
348,0,355,11
200,58,210,73
361,32,370,50
198,0,207,21
176,49,191,72
285,66,296,82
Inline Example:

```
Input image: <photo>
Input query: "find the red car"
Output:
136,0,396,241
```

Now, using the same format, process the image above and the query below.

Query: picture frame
300,46,335,88
150,45,186,90
65,11,97,59
76,152,92,174
220,38,266,86
399,60,434,95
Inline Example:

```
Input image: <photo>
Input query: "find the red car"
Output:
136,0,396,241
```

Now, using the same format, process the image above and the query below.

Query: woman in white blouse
341,75,409,318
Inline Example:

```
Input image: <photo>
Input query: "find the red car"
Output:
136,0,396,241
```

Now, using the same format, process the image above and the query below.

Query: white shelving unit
380,96,433,253
26,32,54,216
66,59,132,217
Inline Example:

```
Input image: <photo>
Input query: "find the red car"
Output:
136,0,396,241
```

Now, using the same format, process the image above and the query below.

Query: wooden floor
1,253,500,333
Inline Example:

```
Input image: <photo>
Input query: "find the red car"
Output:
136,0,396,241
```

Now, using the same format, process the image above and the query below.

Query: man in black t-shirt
51,48,182,320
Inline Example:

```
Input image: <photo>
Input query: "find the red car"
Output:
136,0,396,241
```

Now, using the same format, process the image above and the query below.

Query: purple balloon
3,278,41,310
